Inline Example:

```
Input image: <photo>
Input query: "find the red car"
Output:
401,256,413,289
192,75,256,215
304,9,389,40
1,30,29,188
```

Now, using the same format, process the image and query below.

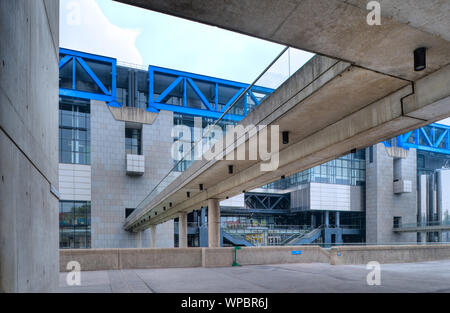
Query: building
57,48,450,249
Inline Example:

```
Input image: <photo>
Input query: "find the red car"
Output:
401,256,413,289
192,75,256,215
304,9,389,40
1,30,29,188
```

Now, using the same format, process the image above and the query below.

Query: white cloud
439,118,450,126
60,0,143,64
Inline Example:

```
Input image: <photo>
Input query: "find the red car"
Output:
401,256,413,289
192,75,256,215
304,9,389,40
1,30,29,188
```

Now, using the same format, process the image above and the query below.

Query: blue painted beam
150,103,244,122
383,123,450,154
75,57,111,96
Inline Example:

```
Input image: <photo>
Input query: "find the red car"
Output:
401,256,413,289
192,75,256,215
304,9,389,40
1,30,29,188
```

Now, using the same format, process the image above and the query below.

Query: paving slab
59,260,450,293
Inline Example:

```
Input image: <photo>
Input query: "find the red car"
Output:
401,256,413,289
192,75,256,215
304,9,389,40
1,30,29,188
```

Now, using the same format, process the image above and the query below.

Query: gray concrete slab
59,260,450,293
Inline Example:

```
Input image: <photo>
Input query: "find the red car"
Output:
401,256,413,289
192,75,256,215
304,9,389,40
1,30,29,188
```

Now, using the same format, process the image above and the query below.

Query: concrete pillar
150,225,156,248
310,213,315,227
208,199,220,248
336,211,340,228
420,232,427,244
325,211,329,227
0,0,59,292
179,212,188,248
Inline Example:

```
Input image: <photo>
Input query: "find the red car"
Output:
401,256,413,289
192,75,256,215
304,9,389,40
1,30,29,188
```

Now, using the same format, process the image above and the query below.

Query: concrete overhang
124,52,450,231
116,0,450,81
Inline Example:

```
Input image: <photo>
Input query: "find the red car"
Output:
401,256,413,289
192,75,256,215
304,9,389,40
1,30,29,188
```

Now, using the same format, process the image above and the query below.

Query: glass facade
125,128,142,155
173,113,235,172
59,201,91,249
262,150,366,190
59,97,91,165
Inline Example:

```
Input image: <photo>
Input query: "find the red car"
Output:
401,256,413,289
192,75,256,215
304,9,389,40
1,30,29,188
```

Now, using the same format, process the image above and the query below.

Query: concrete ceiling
116,0,450,81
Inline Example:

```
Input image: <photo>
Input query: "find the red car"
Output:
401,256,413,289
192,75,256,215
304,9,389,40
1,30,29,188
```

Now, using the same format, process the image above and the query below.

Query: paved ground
59,260,450,293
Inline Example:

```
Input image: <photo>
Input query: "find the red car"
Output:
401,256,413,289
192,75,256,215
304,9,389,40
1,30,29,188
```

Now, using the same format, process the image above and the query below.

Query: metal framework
384,123,450,154
244,192,290,211
59,48,119,107
148,65,274,121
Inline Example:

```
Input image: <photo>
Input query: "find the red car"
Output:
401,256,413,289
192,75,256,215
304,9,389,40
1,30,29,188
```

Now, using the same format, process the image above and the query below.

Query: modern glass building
57,48,450,249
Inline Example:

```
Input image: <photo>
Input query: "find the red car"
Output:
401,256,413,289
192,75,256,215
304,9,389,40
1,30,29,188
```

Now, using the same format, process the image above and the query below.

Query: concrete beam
150,225,156,248
116,0,450,81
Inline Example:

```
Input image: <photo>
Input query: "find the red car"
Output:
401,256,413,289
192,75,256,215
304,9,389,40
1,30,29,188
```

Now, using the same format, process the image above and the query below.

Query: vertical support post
208,199,220,248
111,59,117,103
148,67,154,108
336,211,340,228
325,211,329,227
150,225,156,248
179,212,188,248
215,83,219,111
137,231,142,248
72,57,76,90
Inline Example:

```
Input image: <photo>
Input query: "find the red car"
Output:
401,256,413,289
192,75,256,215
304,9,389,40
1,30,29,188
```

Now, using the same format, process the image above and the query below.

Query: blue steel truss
59,48,119,107
383,123,450,154
148,65,274,121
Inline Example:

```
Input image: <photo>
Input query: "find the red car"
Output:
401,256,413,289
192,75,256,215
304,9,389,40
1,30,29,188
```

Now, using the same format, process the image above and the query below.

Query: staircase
287,226,323,245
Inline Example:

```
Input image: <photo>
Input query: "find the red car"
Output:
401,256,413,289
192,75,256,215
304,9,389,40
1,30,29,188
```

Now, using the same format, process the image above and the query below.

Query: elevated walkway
393,222,450,233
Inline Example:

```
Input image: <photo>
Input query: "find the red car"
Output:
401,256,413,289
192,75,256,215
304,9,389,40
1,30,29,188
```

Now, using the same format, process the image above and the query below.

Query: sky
59,0,314,87
59,0,449,125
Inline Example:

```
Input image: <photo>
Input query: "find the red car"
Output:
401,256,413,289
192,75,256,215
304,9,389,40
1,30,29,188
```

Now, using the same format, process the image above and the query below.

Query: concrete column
310,213,315,227
150,225,156,248
179,212,188,248
201,207,206,226
137,231,142,248
336,211,340,228
208,199,221,248
325,211,329,227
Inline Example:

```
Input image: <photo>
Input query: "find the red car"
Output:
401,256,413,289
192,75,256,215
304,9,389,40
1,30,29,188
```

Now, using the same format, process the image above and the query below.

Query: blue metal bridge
59,48,450,154
59,48,272,122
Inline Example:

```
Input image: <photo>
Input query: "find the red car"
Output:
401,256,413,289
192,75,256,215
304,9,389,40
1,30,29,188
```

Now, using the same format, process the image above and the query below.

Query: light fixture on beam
414,47,426,71
282,131,289,144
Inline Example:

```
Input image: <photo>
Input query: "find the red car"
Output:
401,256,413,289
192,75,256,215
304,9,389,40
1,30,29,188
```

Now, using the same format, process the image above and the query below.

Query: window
393,216,402,228
125,208,135,218
125,128,142,155
261,149,366,189
59,201,91,248
369,146,374,163
59,97,91,165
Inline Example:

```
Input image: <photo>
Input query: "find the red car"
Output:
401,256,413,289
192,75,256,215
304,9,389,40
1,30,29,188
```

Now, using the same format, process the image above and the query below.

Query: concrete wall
90,101,174,248
366,144,417,244
60,246,329,271
330,244,450,265
60,244,450,271
202,246,330,267
0,0,59,292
